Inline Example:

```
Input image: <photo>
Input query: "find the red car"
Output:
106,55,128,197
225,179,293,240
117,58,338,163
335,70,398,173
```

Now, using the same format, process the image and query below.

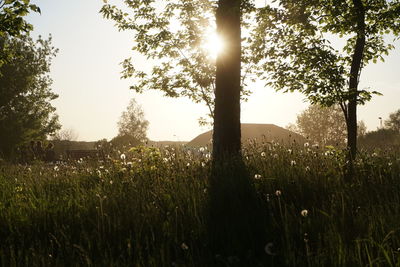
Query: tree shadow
207,156,268,265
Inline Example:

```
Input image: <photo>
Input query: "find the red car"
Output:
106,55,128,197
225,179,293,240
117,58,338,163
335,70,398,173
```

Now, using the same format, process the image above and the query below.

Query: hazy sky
27,0,400,142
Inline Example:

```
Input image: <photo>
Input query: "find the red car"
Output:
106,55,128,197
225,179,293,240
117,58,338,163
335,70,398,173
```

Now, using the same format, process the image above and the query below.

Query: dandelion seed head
301,209,308,217
264,242,276,256
261,152,266,157
181,243,189,250
275,190,282,197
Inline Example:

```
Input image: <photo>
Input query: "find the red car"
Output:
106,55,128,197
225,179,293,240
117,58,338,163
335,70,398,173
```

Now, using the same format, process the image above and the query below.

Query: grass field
0,143,399,266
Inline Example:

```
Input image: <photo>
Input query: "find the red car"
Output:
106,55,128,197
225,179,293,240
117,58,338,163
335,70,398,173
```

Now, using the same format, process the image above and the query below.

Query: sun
202,31,224,59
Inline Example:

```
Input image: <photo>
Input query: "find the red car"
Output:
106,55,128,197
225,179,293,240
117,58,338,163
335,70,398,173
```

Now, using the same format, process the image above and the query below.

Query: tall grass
0,143,399,266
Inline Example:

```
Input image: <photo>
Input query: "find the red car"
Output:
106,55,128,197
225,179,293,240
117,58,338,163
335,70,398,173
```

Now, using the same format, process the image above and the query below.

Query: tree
116,98,149,146
212,0,242,159
52,128,79,141
0,35,60,159
251,0,400,160
103,0,266,257
385,109,400,133
101,0,256,158
289,104,366,147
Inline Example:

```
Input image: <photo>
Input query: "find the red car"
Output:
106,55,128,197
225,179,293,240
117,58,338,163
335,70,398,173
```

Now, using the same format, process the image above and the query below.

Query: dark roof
188,123,306,147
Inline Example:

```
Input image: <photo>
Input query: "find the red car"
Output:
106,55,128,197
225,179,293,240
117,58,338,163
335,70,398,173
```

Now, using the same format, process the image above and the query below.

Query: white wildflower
301,209,308,217
254,174,262,179
181,243,189,250
120,153,126,160
291,160,296,166
275,190,282,197
261,152,266,157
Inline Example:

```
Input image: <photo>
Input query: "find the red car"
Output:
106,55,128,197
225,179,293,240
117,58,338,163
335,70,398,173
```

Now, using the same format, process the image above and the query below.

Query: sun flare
203,32,224,59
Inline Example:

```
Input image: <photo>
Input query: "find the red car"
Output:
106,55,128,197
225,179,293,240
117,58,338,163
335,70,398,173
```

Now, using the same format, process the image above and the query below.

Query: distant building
188,123,306,147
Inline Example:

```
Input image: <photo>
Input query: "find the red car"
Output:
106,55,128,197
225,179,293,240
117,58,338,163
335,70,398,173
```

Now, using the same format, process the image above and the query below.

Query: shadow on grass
207,156,268,266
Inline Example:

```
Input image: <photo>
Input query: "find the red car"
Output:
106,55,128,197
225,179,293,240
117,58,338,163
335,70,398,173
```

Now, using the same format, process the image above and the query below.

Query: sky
27,0,400,142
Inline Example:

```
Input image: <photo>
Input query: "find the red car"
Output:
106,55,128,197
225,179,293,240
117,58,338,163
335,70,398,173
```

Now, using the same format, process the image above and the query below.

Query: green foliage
100,0,217,122
100,0,253,125
0,0,41,69
0,35,60,159
0,144,399,265
250,0,399,107
0,0,40,37
110,134,143,150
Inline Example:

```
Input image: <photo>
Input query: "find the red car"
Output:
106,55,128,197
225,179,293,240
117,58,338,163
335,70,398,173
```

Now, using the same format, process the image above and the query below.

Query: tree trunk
347,0,366,161
212,0,242,162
